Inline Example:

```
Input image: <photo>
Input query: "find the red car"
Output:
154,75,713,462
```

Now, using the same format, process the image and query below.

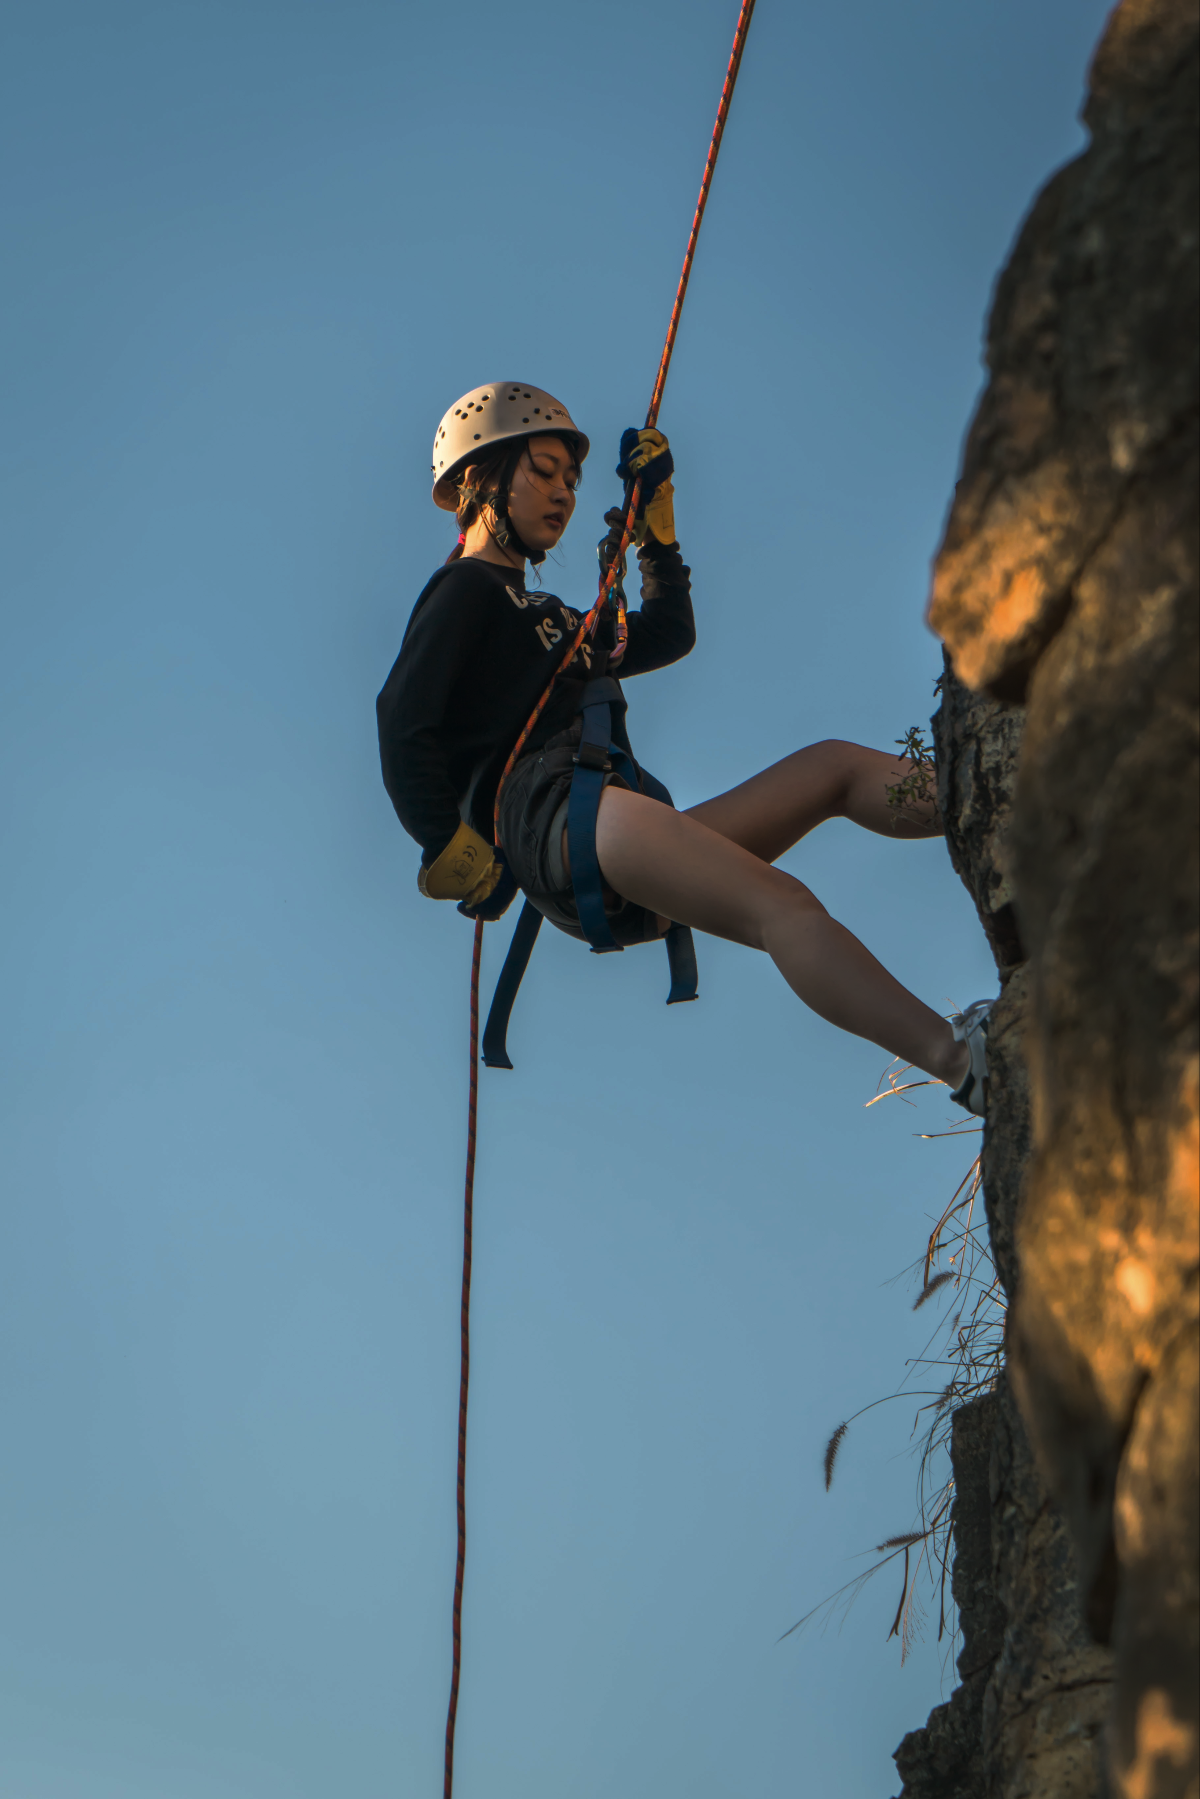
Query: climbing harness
442,4,758,1793
480,675,700,1069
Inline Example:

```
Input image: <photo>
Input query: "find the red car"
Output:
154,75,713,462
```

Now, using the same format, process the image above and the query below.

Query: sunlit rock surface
900,0,1198,1792
893,672,1112,1799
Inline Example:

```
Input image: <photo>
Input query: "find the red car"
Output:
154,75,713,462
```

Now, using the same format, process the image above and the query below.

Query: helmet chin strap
489,497,544,566
461,481,545,567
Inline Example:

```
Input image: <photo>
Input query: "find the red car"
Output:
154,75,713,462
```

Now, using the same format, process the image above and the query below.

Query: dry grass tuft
783,1052,1006,1666
913,1269,956,1310
823,1423,848,1492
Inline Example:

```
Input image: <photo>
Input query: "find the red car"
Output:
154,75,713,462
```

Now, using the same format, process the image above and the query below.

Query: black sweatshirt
376,541,694,863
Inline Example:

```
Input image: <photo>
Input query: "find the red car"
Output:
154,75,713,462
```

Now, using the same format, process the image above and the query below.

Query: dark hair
443,433,582,568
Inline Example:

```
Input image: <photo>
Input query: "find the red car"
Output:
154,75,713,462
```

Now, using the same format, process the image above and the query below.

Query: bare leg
686,739,940,861
590,784,969,1087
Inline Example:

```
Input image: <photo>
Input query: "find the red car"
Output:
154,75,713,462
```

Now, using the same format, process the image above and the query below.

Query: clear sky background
2,3,1112,1795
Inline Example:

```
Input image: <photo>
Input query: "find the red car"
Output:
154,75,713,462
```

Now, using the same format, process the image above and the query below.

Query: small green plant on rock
885,725,939,818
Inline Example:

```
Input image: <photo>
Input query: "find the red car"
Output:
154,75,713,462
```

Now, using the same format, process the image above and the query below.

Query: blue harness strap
481,899,542,1069
567,677,628,955
633,763,699,1007
664,923,699,1005
481,674,698,1068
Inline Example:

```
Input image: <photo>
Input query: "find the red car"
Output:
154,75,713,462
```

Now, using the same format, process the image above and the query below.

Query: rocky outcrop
905,1,1199,1794
893,666,1113,1799
981,1368,1112,1797
892,1396,1006,1799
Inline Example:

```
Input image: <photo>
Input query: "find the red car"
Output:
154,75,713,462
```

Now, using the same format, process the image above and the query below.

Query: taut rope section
492,0,760,833
645,0,758,427
444,5,758,1791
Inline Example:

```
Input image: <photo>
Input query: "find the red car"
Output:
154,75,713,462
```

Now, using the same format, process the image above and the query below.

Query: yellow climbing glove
418,820,502,908
642,477,675,547
616,427,677,546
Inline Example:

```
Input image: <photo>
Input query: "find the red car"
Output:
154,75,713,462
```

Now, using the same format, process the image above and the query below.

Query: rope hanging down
442,917,482,1799
444,5,757,1792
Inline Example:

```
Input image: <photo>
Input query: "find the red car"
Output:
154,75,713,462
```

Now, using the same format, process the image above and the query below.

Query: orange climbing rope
645,0,758,427
492,0,759,833
444,5,758,1792
443,916,482,1799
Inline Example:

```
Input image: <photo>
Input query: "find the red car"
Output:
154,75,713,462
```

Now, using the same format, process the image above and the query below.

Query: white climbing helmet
431,382,589,510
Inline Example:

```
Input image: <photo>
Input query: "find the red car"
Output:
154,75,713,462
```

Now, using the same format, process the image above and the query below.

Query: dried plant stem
786,1058,1006,1666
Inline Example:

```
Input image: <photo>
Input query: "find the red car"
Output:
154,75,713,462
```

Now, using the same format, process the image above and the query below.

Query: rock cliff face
896,2,1198,1794
894,670,1113,1799
891,1394,1006,1799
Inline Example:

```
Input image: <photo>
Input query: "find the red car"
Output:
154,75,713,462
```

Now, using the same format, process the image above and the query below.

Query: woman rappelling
376,383,992,1115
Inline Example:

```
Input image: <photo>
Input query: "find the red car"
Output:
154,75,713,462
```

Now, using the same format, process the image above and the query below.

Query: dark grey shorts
498,721,666,946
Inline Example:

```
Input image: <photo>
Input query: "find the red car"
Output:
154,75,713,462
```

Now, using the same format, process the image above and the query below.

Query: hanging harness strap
664,923,699,1004
480,900,542,1070
634,764,700,1007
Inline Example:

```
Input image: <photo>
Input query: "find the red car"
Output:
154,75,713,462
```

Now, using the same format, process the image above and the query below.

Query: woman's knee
750,866,828,945
807,738,876,801
768,868,827,917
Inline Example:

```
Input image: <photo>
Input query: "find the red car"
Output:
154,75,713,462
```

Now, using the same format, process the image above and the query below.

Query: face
497,435,578,554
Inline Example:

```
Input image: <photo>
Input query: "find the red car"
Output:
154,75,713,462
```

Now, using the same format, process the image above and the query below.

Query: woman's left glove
418,820,503,909
616,427,676,546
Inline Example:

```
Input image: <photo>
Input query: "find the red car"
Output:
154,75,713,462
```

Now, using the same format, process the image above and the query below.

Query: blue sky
2,3,1111,1794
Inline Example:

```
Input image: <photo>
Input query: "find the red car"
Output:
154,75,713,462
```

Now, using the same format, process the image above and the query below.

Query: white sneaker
949,999,994,1117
